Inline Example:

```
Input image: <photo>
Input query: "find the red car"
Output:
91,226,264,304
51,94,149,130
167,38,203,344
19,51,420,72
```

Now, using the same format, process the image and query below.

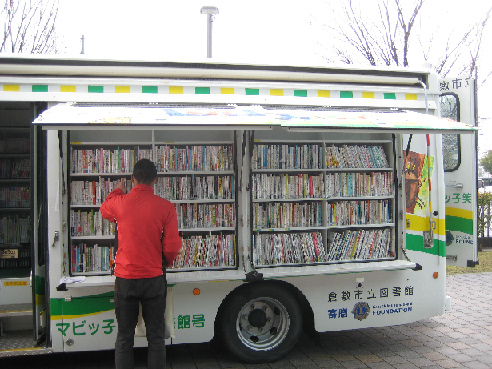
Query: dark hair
133,158,157,184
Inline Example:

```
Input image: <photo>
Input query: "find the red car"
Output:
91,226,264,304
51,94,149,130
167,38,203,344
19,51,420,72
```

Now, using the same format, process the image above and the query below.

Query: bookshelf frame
249,129,398,268
67,129,240,276
0,126,32,276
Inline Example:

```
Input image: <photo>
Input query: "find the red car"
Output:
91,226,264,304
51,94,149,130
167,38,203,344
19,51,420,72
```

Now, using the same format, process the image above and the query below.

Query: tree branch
1,0,59,54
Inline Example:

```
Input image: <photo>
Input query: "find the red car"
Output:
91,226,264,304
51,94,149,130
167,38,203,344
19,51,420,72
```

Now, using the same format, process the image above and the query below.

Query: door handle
446,183,463,189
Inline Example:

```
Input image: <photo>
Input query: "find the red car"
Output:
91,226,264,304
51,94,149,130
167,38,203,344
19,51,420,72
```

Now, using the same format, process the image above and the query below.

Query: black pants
114,275,167,369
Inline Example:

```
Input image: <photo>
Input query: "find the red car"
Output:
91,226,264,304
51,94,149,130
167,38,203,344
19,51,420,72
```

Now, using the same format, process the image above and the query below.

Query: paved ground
2,272,492,369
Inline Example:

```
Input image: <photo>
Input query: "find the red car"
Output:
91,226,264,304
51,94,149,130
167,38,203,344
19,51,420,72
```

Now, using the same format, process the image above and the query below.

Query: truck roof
0,54,431,87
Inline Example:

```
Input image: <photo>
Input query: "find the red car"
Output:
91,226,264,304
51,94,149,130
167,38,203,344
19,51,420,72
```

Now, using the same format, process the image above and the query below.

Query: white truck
0,55,478,362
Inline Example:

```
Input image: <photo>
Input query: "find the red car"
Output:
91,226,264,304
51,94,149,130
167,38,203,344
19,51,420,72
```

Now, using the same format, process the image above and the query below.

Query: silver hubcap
236,297,290,351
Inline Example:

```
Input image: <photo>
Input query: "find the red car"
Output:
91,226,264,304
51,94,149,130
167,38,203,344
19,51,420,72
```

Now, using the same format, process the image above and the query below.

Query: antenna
80,35,85,55
200,6,219,58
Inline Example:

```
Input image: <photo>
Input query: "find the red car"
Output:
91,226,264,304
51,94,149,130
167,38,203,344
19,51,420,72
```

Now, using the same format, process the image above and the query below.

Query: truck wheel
220,283,302,363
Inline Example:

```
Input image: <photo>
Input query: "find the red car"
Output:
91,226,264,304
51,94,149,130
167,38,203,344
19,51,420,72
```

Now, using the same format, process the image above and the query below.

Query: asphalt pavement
2,272,492,369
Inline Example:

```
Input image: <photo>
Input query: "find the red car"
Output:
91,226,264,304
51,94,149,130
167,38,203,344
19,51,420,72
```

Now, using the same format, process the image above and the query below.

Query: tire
220,283,302,363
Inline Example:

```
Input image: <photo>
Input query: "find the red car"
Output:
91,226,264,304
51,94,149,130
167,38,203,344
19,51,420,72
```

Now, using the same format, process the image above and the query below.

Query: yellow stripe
0,309,31,314
270,89,284,96
3,85,20,92
362,92,375,98
60,85,76,92
115,86,131,93
0,347,43,353
3,281,27,286
51,311,109,321
446,207,473,220
406,214,445,235
318,90,330,98
36,294,45,305
220,88,234,94
209,279,235,283
169,86,184,94
405,93,418,100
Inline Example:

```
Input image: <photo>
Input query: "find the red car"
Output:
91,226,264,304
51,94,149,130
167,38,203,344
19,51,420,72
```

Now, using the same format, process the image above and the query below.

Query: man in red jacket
100,158,182,369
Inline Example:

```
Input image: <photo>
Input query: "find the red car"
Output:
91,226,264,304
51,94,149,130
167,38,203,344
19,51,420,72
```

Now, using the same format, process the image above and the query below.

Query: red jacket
100,184,182,279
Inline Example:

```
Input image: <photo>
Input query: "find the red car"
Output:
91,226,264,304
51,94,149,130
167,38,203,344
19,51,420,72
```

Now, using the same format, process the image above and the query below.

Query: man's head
133,158,158,185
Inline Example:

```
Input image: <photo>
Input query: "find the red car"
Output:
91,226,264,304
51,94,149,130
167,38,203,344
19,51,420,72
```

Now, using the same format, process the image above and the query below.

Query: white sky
58,0,316,62
57,0,491,123
57,0,491,65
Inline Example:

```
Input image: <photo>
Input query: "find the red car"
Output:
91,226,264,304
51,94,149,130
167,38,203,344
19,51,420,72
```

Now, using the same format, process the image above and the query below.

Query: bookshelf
68,130,237,276
0,128,31,277
251,133,396,268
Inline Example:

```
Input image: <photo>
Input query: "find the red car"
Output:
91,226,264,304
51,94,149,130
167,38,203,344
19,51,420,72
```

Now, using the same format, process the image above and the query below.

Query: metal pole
207,14,213,58
201,6,218,59
80,35,85,55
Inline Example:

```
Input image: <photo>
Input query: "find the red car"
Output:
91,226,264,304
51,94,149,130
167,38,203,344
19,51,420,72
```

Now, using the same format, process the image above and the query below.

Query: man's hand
116,179,127,194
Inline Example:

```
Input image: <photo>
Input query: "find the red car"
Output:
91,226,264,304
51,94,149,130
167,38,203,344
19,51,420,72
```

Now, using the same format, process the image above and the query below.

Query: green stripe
51,292,115,317
406,234,445,257
88,86,104,93
51,298,63,317
142,86,158,94
246,88,259,95
294,90,307,97
35,275,45,295
384,93,396,99
340,91,353,98
195,87,210,94
446,215,473,235
32,85,48,92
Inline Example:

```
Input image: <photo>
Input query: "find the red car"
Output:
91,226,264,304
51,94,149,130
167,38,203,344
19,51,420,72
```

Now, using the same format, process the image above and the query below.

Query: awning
33,103,476,133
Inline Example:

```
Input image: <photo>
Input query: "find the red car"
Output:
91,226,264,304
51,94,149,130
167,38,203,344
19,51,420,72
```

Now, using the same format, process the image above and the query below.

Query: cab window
440,93,460,172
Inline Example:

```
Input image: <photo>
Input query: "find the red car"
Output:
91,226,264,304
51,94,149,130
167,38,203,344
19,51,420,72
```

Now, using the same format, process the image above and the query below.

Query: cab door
439,77,479,267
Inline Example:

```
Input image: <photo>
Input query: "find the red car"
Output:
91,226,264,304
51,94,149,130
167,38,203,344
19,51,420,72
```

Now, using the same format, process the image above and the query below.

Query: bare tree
431,8,491,86
1,0,59,54
316,0,491,86
316,0,424,67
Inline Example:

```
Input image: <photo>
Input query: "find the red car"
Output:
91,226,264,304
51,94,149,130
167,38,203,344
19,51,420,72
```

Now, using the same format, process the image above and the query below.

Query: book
253,144,321,170
175,203,235,229
253,232,325,266
327,229,391,261
327,200,392,226
253,173,324,199
71,242,115,273
0,187,30,208
325,145,389,169
171,234,236,269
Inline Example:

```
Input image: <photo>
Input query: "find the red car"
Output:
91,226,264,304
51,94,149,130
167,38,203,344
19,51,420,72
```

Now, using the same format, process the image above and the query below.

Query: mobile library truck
0,55,478,362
